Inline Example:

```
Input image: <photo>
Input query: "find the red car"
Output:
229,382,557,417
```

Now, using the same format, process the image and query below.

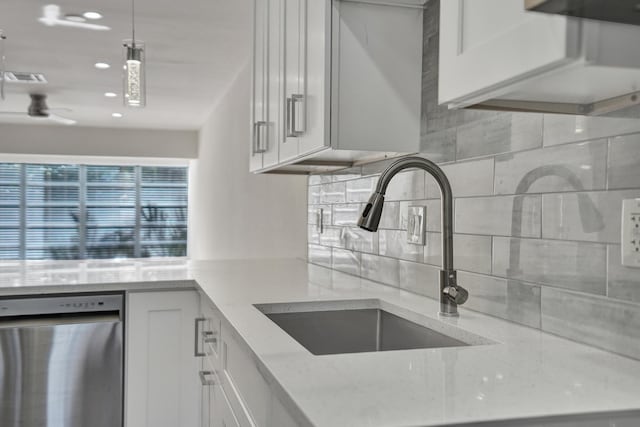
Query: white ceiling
0,0,251,130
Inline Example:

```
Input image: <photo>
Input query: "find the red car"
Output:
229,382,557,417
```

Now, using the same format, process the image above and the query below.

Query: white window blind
0,163,188,260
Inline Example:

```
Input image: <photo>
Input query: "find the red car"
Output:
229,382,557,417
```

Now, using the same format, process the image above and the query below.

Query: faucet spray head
358,192,385,232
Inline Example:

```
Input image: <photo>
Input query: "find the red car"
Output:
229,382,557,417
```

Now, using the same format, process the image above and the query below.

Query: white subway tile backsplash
309,175,333,186
494,140,608,195
332,204,362,226
308,185,321,205
455,196,541,237
332,248,361,276
608,134,640,190
420,129,457,163
492,237,607,295
379,201,401,230
341,227,378,254
319,227,343,248
398,260,440,299
346,177,376,203
361,253,400,288
426,158,495,199
607,245,640,304
456,113,542,160
319,182,346,204
457,272,541,328
379,229,424,262
385,170,426,201
308,225,320,245
308,244,331,268
543,114,640,147
425,233,492,275
541,287,640,360
542,190,640,244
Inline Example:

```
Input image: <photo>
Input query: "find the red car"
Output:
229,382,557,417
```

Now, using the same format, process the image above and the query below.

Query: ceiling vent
4,72,47,84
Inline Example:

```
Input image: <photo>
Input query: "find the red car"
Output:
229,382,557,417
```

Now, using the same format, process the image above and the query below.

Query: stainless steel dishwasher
0,293,124,427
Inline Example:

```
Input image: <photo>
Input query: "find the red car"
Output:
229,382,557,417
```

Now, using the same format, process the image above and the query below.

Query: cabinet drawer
201,300,222,368
221,328,269,426
200,363,243,427
215,378,242,427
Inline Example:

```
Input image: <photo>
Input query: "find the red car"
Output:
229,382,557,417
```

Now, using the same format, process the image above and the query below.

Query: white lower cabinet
200,357,241,427
125,290,201,427
198,294,300,427
125,289,299,427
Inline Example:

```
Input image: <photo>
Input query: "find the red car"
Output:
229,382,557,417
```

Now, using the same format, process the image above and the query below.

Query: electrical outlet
316,208,324,234
406,206,426,246
622,199,640,268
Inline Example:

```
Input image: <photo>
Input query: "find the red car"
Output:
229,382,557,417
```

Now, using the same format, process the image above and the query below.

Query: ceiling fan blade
39,17,110,31
39,5,110,30
44,107,72,113
47,114,76,125
0,111,28,116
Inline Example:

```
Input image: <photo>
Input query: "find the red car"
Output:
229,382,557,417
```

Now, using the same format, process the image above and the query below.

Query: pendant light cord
131,0,136,48
0,30,6,101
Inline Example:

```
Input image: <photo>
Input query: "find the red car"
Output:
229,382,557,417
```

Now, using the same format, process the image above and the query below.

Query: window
0,163,188,260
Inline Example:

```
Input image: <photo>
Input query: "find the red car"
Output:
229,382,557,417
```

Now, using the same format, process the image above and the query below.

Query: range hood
526,0,640,26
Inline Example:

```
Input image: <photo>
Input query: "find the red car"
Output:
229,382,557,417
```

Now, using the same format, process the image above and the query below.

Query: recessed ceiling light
83,11,103,20
112,112,123,118
94,62,110,70
104,92,117,98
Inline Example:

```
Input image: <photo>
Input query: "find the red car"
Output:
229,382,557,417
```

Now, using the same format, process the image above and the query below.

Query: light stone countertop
1,257,640,426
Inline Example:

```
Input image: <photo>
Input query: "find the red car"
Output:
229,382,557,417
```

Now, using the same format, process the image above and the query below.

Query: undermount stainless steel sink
255,300,490,356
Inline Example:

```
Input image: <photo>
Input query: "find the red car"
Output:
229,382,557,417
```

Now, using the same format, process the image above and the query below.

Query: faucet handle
443,285,469,305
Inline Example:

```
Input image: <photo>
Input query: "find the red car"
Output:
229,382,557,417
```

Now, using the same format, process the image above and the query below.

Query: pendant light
122,0,145,107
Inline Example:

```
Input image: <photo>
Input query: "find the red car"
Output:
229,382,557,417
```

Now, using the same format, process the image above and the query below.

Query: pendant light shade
123,0,145,108
123,40,145,107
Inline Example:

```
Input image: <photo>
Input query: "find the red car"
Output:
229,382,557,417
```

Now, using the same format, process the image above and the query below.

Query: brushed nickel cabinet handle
194,317,206,357
199,370,216,386
253,121,268,154
286,94,305,137
202,330,218,345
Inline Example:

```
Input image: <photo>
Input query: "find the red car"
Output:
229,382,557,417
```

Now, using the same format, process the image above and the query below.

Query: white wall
0,123,198,159
188,64,307,260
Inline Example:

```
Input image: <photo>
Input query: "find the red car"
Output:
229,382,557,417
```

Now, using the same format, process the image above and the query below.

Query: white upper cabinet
250,0,268,172
439,0,640,115
250,0,423,173
280,0,309,163
250,0,280,171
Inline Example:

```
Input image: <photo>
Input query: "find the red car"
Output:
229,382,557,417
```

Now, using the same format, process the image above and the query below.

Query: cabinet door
438,0,580,108
264,0,282,168
126,291,200,427
250,0,268,172
298,0,330,156
280,0,305,162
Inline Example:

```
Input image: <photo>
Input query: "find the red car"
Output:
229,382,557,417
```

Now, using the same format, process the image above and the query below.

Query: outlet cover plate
316,208,324,234
622,199,640,268
406,206,426,246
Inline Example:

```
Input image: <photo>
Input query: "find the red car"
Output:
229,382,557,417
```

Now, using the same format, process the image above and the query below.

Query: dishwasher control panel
0,294,123,317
